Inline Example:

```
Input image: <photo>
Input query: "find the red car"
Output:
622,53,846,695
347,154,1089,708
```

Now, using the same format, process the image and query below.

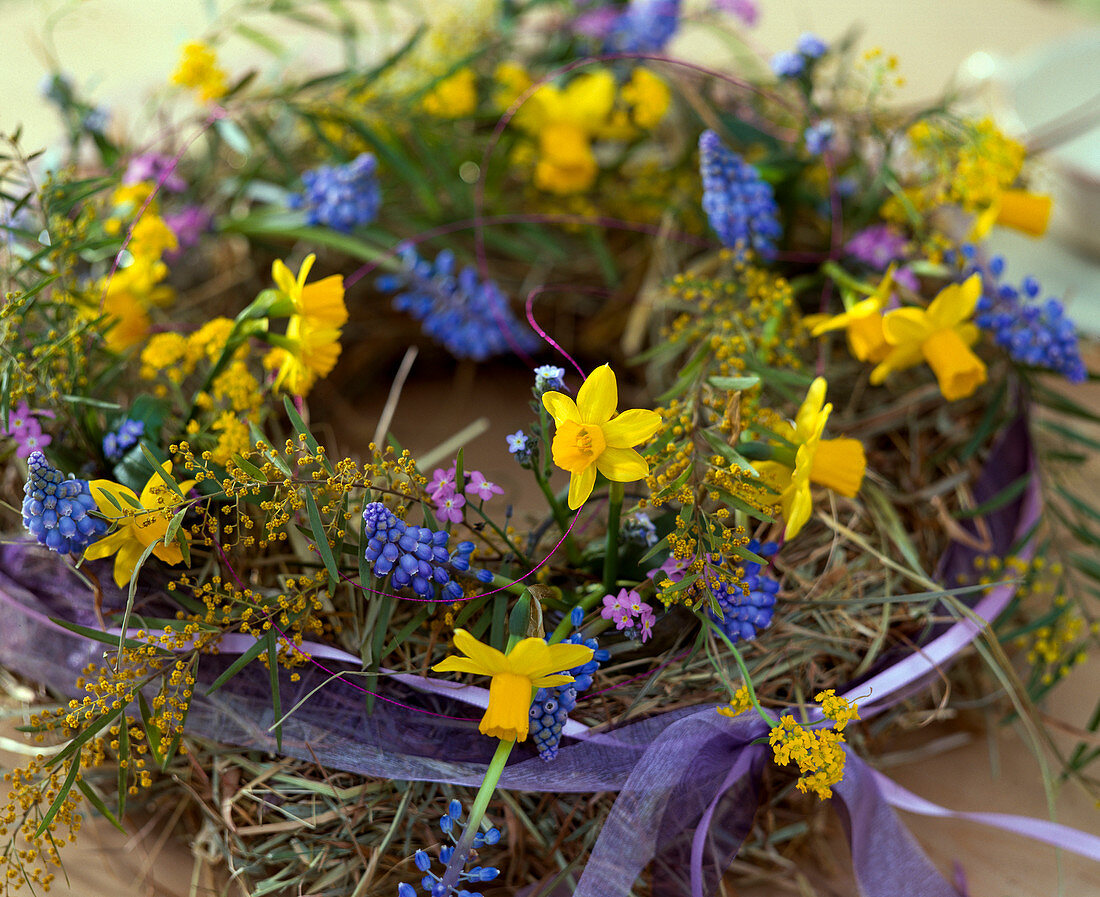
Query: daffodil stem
821,259,874,295
532,466,581,566
602,481,624,594
439,738,514,891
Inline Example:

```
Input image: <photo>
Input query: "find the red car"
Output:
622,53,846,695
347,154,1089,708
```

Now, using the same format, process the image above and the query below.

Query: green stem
532,466,581,566
710,621,778,727
602,481,624,595
549,585,605,643
439,738,514,891
821,259,875,296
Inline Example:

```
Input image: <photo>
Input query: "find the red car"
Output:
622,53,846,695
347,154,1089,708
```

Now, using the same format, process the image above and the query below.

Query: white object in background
964,30,1100,258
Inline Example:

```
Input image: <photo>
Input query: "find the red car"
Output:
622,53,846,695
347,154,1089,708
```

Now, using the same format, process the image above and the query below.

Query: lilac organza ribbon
3,420,1097,894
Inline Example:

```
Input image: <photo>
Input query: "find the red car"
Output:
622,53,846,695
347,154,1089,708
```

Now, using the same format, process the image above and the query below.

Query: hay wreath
1,3,1098,895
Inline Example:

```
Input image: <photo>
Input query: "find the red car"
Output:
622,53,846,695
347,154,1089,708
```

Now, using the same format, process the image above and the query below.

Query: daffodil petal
530,672,577,688
567,464,597,510
153,541,185,565
431,656,495,676
794,378,828,437
956,322,980,347
595,446,649,483
271,258,297,297
506,637,552,674
533,642,595,679
113,539,145,588
89,479,139,519
542,391,581,426
83,529,126,560
870,343,924,383
882,307,933,346
576,364,617,424
601,409,661,448
296,253,317,291
452,628,509,673
926,275,981,330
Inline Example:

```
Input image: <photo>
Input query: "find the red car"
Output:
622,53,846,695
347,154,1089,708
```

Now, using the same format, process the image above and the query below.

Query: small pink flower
637,604,657,643
4,402,33,437
601,588,644,630
437,492,466,523
16,426,50,459
465,470,503,502
429,466,457,501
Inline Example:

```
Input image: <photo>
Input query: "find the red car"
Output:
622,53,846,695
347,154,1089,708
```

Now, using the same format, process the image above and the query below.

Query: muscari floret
529,607,609,761
398,799,501,897
375,246,538,361
967,251,1087,383
362,502,492,601
103,418,145,462
289,152,380,233
605,0,681,54
699,130,782,259
22,451,110,555
707,540,780,642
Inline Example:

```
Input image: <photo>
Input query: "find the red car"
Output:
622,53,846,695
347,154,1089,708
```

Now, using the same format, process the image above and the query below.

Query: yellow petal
595,446,649,482
480,672,533,742
567,464,597,510
295,254,317,293
542,391,581,426
113,539,145,588
530,672,578,688
882,307,933,346
431,656,494,676
794,378,828,439
452,628,509,674
926,275,981,331
301,275,348,329
505,638,553,675
601,408,661,448
83,528,127,560
552,419,606,475
847,313,890,363
534,641,594,679
810,438,866,498
271,258,298,298
152,540,185,566
576,364,617,425
509,637,591,680
870,343,924,384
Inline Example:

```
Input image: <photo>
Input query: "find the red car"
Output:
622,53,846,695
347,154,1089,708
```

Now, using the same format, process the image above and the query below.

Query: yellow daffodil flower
263,254,347,395
871,273,987,402
970,189,1052,240
809,265,897,364
514,70,617,194
86,463,197,587
542,364,662,509
432,629,594,742
756,377,866,540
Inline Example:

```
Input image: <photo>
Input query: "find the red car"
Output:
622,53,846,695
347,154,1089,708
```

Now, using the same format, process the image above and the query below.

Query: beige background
2,0,1099,894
